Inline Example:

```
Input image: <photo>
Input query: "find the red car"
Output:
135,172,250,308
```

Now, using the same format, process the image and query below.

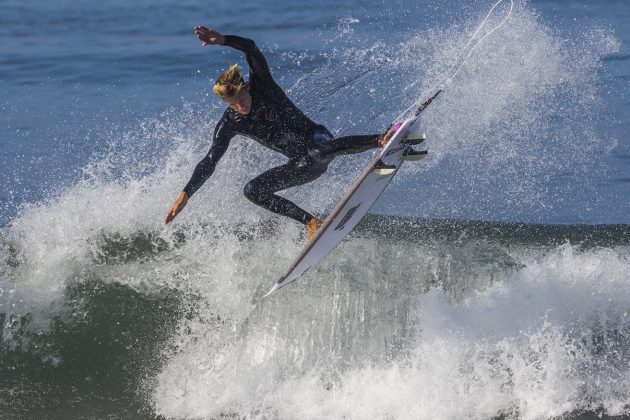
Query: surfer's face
224,85,252,115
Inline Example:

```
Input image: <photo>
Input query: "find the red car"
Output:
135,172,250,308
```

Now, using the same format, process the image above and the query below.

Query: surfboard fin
402,132,426,146
373,160,397,175
402,149,428,161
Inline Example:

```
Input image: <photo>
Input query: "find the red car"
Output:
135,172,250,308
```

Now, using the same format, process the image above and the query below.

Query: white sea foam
152,243,630,420
290,1,620,220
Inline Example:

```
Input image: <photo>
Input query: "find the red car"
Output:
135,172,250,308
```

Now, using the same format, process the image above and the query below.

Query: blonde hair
213,64,246,99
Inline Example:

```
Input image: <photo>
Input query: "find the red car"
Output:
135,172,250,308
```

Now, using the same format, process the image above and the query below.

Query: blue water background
0,0,628,226
2,3,630,418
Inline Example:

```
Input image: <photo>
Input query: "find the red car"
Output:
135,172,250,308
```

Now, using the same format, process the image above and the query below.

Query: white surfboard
264,116,428,296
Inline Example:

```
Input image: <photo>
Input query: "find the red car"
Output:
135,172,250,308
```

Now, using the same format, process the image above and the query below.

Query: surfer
164,26,395,239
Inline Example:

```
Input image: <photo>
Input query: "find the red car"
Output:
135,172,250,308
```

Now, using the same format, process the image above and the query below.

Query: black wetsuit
183,35,381,225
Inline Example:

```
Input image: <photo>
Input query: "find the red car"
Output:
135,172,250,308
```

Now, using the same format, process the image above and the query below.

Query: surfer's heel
373,160,397,175
402,149,428,161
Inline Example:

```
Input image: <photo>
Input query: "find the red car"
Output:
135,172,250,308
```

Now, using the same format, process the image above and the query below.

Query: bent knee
243,182,257,201
243,182,267,204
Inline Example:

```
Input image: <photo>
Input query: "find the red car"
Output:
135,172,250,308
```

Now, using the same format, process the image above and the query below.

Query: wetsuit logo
264,105,278,121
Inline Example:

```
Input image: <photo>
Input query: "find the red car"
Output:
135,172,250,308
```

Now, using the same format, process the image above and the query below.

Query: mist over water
1,0,630,419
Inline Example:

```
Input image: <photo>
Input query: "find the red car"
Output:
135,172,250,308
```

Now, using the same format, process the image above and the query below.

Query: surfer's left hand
194,26,225,46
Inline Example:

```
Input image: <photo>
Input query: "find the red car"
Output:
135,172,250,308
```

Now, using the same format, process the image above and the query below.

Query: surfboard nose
263,283,279,297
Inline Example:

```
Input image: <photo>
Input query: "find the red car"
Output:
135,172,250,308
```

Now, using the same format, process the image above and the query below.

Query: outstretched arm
182,125,232,197
194,26,272,81
164,119,235,224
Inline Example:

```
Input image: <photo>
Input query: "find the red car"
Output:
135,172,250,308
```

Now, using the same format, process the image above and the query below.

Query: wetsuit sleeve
182,118,235,198
222,35,272,81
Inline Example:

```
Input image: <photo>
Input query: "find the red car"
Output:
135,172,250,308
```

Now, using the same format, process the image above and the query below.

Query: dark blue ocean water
1,1,630,419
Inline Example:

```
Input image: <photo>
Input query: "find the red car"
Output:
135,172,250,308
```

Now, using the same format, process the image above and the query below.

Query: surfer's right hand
164,192,189,225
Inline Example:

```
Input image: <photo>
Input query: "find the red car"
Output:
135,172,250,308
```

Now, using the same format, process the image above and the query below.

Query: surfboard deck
264,116,427,296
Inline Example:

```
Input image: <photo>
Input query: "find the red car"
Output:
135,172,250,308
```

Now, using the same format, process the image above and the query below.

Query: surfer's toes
377,130,392,148
307,218,322,241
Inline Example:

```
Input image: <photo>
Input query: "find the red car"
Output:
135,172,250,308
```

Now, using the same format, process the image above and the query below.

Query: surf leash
392,0,514,124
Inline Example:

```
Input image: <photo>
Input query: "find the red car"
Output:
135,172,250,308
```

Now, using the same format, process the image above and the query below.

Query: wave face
148,218,630,420
2,216,630,419
1,0,629,419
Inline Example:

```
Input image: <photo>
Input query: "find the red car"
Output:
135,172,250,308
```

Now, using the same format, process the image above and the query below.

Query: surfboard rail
265,117,426,296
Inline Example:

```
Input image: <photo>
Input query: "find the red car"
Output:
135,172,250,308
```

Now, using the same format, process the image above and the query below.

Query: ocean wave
151,241,630,420
1,0,628,418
